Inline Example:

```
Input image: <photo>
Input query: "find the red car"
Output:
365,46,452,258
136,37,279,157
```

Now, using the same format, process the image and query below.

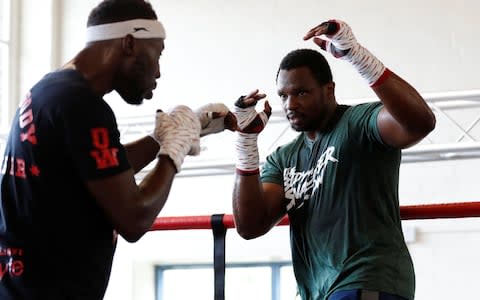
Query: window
155,262,297,300
0,0,10,131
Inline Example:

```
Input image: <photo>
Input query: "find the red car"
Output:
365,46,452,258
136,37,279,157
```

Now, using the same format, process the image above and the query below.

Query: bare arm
124,104,237,174
124,136,160,173
86,107,200,243
86,155,176,242
230,90,285,239
374,73,436,149
233,174,286,239
304,19,435,149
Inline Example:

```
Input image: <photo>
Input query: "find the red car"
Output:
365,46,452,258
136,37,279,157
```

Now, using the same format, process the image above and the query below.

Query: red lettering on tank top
0,261,24,280
0,247,25,280
19,92,32,114
9,260,24,277
14,158,26,179
18,104,38,145
30,165,41,176
1,156,35,179
91,128,110,149
90,128,120,169
19,109,33,128
0,263,8,280
0,248,24,256
9,157,14,176
20,124,37,145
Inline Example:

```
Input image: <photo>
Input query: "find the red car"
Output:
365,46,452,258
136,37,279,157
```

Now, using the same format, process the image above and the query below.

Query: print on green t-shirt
261,102,415,300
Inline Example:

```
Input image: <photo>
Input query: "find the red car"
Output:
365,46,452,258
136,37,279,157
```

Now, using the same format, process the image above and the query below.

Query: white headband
86,19,166,43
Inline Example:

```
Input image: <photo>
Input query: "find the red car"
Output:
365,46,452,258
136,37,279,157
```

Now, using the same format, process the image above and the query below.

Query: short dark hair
87,0,157,27
276,49,333,85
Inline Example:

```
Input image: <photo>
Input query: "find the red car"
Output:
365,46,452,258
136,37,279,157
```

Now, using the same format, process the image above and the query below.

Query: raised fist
153,105,201,172
303,19,358,59
195,102,231,137
233,90,272,134
303,19,387,86
168,105,201,156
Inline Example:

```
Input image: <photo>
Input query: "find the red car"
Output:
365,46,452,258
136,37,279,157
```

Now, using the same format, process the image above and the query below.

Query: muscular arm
374,72,436,149
85,107,200,243
124,136,160,173
303,20,436,149
233,174,286,239
86,155,176,242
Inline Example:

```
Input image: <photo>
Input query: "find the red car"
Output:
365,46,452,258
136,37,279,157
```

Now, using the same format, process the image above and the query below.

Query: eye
278,93,287,101
298,91,307,96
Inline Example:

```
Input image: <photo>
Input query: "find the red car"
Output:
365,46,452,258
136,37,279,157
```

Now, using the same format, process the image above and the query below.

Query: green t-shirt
261,102,414,300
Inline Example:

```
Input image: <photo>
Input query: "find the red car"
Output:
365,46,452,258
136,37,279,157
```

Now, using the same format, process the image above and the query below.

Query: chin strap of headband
86,19,166,42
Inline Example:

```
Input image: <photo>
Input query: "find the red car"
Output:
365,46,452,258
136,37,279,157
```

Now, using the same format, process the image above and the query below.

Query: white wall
14,0,480,299
58,0,480,114
18,0,55,99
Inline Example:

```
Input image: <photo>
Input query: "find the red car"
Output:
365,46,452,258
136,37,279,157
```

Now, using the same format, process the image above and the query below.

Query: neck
308,102,339,138
62,43,120,97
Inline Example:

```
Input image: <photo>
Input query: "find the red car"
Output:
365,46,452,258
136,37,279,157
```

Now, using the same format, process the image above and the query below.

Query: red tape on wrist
371,68,393,88
235,168,260,176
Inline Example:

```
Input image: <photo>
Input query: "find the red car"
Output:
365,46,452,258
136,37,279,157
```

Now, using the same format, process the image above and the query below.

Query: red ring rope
150,202,480,231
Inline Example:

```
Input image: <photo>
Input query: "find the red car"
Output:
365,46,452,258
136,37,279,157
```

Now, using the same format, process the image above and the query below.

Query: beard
117,57,155,105
123,89,145,105
116,86,145,105
288,112,318,132
290,122,317,132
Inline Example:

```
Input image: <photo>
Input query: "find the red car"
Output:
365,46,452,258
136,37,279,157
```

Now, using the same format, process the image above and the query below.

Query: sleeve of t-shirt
260,148,284,186
59,89,131,180
349,102,392,149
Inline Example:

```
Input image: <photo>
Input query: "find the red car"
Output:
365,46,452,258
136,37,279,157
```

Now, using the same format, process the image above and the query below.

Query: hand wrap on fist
195,103,230,137
153,105,201,172
306,19,391,87
233,92,271,175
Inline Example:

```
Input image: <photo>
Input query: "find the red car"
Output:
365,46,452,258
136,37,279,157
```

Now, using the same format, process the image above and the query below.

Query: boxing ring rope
149,201,480,300
150,202,480,231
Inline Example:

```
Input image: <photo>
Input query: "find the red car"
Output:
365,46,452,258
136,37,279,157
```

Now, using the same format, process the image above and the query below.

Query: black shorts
329,289,409,300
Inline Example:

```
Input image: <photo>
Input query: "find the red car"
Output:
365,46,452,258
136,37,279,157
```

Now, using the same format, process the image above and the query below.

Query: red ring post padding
150,202,480,231
400,202,480,220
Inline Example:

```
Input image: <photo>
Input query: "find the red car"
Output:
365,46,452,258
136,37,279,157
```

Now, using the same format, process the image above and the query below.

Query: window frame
0,0,19,133
155,261,294,300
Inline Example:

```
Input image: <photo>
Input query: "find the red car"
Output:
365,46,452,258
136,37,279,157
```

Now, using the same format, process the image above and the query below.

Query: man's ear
325,81,335,98
121,34,136,56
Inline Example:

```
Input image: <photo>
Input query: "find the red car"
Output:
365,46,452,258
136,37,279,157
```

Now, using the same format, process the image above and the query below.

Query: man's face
277,66,332,132
116,38,164,105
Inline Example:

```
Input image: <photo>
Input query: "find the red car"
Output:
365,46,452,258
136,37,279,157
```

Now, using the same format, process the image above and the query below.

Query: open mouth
144,89,154,100
290,117,302,126
145,83,157,99
288,113,301,121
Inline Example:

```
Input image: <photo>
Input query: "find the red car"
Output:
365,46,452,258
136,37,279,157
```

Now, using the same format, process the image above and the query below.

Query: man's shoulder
269,134,304,158
348,101,383,114
31,69,97,110
336,101,383,125
35,69,89,92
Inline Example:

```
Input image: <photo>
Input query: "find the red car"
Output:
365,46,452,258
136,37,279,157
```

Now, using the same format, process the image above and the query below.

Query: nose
284,95,298,111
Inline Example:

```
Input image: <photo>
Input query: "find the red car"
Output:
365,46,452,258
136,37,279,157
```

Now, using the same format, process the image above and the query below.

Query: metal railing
1,90,480,177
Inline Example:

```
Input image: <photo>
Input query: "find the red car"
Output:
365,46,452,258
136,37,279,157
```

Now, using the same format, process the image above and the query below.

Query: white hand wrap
150,111,170,145
153,105,201,172
169,105,201,156
235,132,260,173
195,103,230,137
327,20,388,86
234,104,270,174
